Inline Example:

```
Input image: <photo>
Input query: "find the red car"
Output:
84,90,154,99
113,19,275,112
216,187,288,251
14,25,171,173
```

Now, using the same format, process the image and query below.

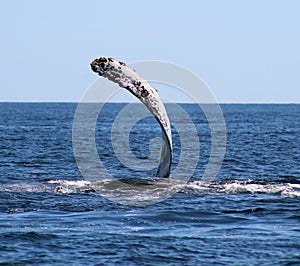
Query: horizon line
0,101,300,104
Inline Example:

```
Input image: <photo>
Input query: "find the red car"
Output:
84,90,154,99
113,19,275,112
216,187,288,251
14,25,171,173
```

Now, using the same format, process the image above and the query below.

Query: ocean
0,103,299,265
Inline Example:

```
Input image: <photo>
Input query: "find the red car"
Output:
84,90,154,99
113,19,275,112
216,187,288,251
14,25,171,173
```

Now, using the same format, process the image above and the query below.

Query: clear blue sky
1,0,299,103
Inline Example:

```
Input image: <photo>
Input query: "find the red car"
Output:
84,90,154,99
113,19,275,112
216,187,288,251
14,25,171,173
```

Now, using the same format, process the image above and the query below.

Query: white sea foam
182,180,300,197
48,180,92,187
0,184,53,193
221,182,285,194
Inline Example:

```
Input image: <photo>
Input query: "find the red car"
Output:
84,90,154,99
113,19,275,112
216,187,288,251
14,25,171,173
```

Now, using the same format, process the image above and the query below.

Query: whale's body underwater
90,57,172,178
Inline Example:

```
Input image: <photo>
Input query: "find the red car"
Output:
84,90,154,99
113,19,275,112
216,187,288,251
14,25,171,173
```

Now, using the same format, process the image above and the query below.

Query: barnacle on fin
141,89,149,97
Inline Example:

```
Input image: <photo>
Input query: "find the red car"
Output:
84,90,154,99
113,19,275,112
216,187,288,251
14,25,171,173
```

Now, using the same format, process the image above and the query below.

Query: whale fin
90,57,172,178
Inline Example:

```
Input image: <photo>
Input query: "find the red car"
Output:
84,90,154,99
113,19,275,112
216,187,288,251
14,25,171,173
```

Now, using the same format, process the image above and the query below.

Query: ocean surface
0,103,299,265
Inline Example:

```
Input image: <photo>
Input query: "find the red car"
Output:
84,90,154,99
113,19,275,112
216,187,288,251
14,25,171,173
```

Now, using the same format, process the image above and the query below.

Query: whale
90,57,172,178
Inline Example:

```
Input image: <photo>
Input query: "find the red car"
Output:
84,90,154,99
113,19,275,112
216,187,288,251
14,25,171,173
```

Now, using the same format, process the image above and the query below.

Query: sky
0,0,299,103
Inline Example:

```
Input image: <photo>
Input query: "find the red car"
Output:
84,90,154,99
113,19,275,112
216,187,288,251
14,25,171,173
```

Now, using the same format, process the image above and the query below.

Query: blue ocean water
0,103,299,265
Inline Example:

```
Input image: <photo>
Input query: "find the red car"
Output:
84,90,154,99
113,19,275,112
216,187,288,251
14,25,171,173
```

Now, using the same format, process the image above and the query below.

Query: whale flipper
90,57,172,178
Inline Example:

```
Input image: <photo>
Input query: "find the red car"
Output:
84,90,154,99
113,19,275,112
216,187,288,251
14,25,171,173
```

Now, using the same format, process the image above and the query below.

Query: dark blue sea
0,103,299,265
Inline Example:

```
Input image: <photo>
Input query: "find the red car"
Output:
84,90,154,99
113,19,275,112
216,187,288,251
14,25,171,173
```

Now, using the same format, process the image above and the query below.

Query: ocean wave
1,179,299,198
184,180,300,197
